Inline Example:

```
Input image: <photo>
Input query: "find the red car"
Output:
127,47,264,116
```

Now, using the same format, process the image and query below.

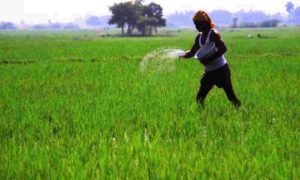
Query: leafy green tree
144,3,166,34
136,16,149,36
109,3,127,35
136,16,157,35
109,1,166,36
126,2,143,35
109,2,142,36
260,19,280,27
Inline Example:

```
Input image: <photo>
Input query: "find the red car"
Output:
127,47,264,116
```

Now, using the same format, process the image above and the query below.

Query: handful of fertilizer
140,48,185,73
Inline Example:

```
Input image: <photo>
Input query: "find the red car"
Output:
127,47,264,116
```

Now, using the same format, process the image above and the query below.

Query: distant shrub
238,19,280,28
0,22,16,30
260,19,280,27
32,24,48,30
240,22,259,28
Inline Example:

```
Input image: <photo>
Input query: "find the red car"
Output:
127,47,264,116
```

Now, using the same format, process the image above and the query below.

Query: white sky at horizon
1,0,300,24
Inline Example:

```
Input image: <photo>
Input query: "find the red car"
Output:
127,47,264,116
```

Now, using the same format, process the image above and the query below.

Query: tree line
286,1,300,25
167,2,300,28
2,1,300,30
108,1,166,36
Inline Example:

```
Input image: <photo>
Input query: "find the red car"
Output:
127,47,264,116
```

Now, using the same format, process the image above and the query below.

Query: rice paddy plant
0,28,299,178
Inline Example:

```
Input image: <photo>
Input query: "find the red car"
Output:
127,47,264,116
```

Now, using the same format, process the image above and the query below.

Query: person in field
180,10,241,108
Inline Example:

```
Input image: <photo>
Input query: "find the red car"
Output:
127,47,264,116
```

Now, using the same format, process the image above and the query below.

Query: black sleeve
184,34,200,58
210,30,227,58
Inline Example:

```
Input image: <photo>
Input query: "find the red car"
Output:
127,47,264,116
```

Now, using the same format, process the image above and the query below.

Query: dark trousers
196,64,241,108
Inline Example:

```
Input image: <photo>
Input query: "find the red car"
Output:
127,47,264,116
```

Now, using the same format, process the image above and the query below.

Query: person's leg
223,81,241,108
196,80,214,107
220,64,241,108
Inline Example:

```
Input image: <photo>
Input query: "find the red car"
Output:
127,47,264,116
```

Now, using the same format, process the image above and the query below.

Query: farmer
180,10,241,108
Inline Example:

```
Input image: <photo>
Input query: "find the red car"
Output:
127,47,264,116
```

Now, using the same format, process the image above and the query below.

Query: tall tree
143,3,166,34
286,2,295,13
286,1,295,24
125,2,142,35
109,1,166,36
232,17,239,28
109,3,127,35
136,16,157,35
109,2,141,35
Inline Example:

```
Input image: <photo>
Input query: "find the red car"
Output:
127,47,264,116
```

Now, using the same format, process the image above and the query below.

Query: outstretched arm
179,34,200,59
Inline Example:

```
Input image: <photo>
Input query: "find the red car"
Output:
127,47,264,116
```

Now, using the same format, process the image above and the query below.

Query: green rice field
0,28,299,178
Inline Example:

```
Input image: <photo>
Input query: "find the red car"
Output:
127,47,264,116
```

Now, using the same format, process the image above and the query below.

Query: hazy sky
1,0,299,24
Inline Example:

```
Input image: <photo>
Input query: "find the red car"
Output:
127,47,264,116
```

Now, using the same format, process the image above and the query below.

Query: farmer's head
193,10,215,32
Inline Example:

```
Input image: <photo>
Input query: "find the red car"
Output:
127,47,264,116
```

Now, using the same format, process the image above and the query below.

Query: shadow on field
0,58,122,66
0,60,35,65
0,55,141,66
